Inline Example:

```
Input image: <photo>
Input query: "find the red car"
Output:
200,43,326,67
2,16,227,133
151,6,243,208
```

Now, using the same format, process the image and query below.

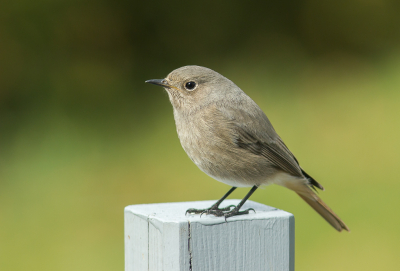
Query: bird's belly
175,111,278,187
182,139,278,187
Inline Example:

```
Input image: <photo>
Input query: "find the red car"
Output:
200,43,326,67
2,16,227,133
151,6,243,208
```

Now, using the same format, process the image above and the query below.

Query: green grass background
1,1,400,270
2,56,400,270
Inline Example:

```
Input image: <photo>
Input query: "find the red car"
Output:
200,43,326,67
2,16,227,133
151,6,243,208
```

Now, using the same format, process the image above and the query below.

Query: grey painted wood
125,200,294,271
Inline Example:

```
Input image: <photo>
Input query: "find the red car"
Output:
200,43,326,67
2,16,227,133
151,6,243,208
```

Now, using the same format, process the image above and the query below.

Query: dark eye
185,81,196,90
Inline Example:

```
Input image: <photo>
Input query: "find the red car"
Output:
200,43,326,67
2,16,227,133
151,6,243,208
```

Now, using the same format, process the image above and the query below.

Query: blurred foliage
1,1,400,270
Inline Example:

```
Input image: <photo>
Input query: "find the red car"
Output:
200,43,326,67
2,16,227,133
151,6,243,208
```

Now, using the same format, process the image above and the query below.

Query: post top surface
125,199,293,226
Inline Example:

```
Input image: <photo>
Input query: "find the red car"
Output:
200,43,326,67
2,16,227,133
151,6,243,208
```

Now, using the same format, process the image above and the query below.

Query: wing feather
234,127,303,177
216,102,323,190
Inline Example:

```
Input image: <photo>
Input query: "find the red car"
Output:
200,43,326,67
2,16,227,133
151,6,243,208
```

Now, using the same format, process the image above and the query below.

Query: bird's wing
233,125,304,177
217,103,303,178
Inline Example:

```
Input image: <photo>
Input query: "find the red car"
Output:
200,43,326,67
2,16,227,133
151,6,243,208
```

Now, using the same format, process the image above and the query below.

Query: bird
146,65,349,232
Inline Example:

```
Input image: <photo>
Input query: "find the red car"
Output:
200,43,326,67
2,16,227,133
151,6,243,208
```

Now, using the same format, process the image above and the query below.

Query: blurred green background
1,1,400,270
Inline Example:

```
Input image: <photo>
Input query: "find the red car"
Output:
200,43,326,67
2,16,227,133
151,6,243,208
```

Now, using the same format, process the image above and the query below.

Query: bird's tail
274,172,349,231
295,189,350,232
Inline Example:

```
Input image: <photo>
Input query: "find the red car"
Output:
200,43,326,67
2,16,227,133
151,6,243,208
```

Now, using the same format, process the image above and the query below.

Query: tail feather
301,169,324,191
273,172,349,232
296,192,350,232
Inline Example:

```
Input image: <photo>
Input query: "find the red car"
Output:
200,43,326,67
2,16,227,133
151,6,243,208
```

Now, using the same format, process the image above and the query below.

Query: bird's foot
185,204,235,217
220,207,256,221
186,204,256,221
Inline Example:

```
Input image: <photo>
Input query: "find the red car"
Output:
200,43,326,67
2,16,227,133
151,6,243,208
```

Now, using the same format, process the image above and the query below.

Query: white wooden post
125,200,294,271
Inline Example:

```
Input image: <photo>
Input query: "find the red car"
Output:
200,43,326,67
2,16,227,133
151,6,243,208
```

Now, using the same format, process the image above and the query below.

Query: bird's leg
186,187,237,216
217,185,258,220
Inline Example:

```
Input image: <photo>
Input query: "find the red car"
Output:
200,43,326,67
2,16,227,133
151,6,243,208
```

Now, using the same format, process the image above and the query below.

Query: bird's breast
173,109,277,187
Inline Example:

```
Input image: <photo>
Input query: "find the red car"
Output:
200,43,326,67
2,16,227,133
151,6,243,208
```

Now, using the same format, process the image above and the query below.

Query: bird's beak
145,79,172,88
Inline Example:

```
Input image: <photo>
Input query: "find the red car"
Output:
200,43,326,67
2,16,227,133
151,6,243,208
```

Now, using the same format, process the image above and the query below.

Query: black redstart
146,65,349,232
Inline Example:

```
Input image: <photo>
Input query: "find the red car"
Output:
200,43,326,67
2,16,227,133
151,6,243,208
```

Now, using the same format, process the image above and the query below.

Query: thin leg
207,185,258,220
223,185,258,219
186,187,237,216
209,186,237,209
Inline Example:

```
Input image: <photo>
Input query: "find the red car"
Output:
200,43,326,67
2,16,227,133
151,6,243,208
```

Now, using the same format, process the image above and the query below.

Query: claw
185,208,197,215
247,208,256,214
185,204,256,221
185,204,236,217
224,207,257,220
222,205,236,211
199,210,207,218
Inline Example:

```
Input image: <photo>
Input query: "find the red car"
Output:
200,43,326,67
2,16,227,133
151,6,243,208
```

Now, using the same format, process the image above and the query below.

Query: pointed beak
145,79,172,88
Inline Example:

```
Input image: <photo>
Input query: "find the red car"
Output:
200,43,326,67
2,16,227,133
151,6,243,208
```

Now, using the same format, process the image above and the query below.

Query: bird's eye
185,81,197,91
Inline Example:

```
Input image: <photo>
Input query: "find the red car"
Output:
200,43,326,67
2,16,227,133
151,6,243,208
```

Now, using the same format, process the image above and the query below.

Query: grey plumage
146,65,349,232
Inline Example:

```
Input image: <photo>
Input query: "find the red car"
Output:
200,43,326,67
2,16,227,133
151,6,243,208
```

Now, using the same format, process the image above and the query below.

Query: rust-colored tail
296,192,350,232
